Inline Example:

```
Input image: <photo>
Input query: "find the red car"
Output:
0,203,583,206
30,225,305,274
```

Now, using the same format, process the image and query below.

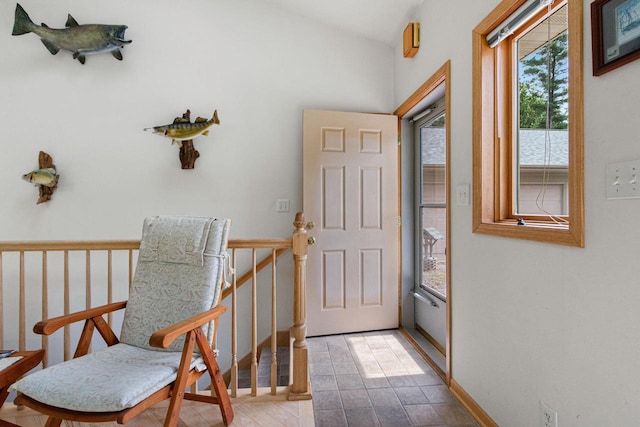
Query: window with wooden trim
472,0,584,247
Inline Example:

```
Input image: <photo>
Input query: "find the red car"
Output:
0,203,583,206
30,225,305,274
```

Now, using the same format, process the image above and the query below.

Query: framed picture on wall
592,0,640,75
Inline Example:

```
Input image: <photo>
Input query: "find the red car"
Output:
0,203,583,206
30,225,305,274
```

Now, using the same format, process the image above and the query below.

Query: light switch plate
276,199,290,212
456,184,470,205
606,159,640,199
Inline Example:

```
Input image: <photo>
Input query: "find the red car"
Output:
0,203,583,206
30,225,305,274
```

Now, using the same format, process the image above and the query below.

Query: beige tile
339,389,372,410
433,402,479,425
420,384,458,403
314,409,348,427
336,374,364,391
403,403,445,426
373,405,410,427
393,386,430,405
367,388,401,407
344,407,379,427
361,376,391,389
332,361,358,375
314,390,343,410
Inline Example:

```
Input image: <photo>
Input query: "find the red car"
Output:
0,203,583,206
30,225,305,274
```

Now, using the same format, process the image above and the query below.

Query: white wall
0,0,393,241
8,1,640,424
395,1,640,425
0,0,394,372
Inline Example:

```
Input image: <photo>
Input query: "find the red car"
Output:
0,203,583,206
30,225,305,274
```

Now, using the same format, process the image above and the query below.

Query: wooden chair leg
163,331,197,427
195,329,234,426
0,389,9,409
209,360,233,426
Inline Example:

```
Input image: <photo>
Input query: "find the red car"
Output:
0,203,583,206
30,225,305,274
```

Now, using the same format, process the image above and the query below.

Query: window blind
486,0,551,47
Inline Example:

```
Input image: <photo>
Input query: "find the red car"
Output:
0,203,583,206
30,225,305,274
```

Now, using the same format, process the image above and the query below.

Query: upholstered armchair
11,216,234,426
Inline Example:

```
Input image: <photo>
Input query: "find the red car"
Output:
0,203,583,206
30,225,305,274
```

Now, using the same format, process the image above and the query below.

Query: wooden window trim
472,0,584,247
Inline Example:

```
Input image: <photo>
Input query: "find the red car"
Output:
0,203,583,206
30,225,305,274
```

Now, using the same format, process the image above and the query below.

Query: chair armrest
149,305,227,349
34,301,128,335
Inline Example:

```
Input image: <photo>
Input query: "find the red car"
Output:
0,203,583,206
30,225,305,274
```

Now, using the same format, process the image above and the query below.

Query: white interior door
303,109,399,337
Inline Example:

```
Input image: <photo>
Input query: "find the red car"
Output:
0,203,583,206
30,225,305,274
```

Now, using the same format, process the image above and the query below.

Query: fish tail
212,110,220,125
12,3,35,36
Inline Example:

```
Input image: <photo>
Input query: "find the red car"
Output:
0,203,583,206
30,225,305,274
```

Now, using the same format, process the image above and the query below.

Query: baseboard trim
450,378,498,427
415,323,446,356
399,327,447,382
400,327,497,427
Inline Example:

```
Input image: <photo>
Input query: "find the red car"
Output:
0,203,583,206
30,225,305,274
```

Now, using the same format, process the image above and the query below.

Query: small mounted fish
22,167,59,204
23,151,59,204
22,168,59,188
144,110,220,148
12,3,131,64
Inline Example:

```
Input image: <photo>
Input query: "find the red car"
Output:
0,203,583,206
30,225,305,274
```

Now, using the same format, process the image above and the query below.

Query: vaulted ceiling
261,0,425,47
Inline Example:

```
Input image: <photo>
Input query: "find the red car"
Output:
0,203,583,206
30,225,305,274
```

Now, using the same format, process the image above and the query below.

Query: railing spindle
19,251,25,352
230,248,238,398
108,250,113,326
271,249,277,395
85,250,91,310
42,251,49,367
128,249,133,288
64,250,70,361
251,248,258,396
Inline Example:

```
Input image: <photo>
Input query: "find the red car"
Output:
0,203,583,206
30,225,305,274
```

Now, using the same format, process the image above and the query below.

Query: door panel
414,99,447,354
322,166,345,230
323,250,345,309
303,109,399,336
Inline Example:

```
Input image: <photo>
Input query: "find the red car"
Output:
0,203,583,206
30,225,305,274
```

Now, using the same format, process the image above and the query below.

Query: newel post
288,212,312,401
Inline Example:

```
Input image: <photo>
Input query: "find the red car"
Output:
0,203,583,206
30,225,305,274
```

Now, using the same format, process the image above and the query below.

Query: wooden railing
0,213,311,401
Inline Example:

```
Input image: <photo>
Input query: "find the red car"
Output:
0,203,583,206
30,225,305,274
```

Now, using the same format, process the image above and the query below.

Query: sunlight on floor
309,330,478,426
346,333,428,379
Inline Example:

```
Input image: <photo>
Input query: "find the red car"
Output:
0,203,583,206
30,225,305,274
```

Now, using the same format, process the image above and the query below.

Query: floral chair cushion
138,215,213,266
10,343,206,412
120,216,231,352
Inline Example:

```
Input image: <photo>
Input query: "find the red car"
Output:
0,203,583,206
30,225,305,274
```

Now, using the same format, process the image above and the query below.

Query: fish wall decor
145,109,221,169
144,109,220,147
22,168,58,188
12,3,131,64
22,151,59,204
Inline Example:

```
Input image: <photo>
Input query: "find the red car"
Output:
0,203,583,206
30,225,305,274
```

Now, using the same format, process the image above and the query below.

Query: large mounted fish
144,110,220,148
11,3,132,64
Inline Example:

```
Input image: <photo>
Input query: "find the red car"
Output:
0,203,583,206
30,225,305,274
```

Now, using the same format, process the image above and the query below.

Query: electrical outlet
541,401,558,427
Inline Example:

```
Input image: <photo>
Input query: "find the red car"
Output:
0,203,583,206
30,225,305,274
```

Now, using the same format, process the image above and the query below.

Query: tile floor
307,330,479,427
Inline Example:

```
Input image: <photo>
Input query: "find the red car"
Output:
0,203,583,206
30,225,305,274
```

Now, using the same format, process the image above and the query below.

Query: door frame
394,60,452,384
